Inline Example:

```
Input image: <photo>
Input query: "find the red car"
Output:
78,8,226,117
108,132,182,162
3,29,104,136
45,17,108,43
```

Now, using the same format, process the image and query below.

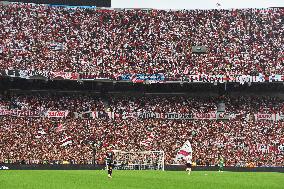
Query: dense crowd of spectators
0,3,283,167
109,95,284,114
0,94,283,167
0,3,283,80
2,94,284,114
0,94,105,113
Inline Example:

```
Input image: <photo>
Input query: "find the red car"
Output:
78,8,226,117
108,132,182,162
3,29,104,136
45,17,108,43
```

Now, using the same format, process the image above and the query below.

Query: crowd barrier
1,164,283,172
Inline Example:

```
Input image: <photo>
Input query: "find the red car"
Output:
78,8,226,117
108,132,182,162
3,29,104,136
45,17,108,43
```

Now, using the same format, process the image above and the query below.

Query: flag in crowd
60,136,73,147
175,140,192,162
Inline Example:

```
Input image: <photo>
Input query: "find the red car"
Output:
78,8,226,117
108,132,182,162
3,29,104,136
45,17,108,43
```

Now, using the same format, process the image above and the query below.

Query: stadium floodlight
110,150,165,171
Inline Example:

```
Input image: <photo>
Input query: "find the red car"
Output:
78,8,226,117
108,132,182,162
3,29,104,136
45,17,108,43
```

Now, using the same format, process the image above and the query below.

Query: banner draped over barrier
45,111,69,118
0,109,40,117
2,69,284,84
0,109,69,118
1,108,284,122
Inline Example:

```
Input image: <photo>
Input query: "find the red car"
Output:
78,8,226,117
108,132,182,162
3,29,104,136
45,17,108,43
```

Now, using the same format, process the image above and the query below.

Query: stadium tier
0,94,283,167
0,3,283,83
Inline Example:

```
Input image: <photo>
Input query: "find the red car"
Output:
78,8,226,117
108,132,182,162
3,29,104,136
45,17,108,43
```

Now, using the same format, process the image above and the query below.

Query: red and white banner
194,112,217,120
180,74,283,84
0,109,70,118
122,112,137,119
125,112,231,120
255,113,276,121
45,111,69,118
162,112,193,120
137,112,162,119
50,72,79,80
252,113,284,122
175,140,193,162
0,109,40,117
0,109,13,116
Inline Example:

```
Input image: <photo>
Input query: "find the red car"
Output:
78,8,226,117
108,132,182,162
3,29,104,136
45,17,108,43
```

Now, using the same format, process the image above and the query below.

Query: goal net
110,150,165,171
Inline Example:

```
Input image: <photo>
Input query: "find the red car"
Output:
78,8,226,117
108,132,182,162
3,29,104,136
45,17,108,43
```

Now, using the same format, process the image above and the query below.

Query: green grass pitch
0,170,283,189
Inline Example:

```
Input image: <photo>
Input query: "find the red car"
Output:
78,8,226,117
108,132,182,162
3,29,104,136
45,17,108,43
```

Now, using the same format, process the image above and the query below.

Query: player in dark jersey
106,151,114,178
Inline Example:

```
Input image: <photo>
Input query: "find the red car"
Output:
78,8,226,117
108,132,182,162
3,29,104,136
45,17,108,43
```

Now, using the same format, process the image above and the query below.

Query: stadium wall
2,164,283,172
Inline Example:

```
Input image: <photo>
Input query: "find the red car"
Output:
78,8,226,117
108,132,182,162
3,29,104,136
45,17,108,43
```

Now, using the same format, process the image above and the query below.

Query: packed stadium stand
0,2,283,169
0,3,283,81
0,94,283,167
